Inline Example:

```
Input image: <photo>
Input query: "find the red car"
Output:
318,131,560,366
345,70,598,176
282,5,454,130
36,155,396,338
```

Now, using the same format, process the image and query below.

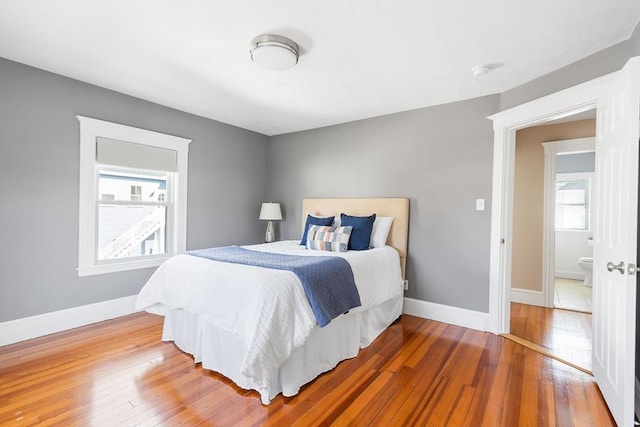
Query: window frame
554,172,593,232
77,116,191,277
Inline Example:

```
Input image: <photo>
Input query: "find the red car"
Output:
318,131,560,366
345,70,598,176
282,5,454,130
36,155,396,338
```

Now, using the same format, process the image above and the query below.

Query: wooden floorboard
0,312,614,426
502,333,592,376
510,302,592,372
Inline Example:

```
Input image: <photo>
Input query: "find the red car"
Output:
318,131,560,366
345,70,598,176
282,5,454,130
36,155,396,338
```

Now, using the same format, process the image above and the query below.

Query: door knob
607,261,625,274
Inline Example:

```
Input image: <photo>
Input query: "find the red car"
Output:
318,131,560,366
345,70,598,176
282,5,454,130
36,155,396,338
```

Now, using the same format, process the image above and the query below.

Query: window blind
96,137,177,172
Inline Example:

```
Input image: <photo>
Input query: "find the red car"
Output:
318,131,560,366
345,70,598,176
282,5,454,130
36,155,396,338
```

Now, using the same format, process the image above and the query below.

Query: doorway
486,72,610,334
543,137,596,313
487,57,639,427
552,166,594,313
509,123,596,371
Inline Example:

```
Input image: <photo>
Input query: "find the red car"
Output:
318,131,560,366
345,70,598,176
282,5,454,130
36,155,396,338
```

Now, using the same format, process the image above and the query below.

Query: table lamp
259,202,282,243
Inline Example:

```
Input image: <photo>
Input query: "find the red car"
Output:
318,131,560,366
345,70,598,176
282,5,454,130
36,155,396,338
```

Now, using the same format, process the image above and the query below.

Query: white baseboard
555,271,584,280
0,295,138,346
403,297,488,332
511,288,545,306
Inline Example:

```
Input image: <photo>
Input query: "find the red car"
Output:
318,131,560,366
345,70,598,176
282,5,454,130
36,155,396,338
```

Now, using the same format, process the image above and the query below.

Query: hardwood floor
0,312,613,426
510,302,592,372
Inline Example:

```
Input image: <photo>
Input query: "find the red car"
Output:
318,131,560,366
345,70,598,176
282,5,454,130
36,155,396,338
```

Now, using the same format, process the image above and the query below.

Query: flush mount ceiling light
471,64,493,76
250,34,299,70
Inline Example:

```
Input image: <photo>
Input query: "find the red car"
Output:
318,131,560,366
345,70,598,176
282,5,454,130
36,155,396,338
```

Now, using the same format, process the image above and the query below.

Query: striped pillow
306,225,353,252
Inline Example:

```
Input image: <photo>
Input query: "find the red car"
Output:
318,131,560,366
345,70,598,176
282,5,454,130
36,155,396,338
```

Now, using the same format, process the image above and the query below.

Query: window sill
77,255,171,277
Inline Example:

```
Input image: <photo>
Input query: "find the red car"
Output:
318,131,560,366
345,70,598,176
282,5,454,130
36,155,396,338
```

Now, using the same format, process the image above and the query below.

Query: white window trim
77,116,191,277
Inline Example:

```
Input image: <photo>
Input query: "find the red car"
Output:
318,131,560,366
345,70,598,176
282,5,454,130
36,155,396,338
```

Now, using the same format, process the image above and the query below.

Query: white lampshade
259,202,282,221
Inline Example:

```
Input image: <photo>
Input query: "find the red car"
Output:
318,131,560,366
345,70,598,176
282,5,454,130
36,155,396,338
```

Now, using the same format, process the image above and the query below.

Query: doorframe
486,72,616,334
541,137,596,309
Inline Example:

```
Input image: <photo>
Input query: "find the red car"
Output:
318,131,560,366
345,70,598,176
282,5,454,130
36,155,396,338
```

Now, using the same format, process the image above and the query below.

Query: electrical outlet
404,280,409,291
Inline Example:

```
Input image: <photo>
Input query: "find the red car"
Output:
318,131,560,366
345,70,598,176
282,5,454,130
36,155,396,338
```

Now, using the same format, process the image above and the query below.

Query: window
98,167,168,260
555,173,592,231
77,116,191,276
130,185,142,201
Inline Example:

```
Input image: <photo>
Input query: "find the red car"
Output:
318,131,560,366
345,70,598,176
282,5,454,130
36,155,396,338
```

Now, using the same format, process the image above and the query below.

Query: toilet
578,257,593,286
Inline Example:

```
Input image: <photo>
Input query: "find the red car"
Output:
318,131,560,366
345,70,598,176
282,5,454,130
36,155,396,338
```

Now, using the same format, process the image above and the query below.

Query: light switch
475,199,485,211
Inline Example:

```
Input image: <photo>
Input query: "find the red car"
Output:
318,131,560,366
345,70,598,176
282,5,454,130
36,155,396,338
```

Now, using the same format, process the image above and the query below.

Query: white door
592,57,639,427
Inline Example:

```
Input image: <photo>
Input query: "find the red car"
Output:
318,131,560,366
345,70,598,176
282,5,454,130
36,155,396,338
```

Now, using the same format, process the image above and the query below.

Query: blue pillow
340,213,376,250
300,214,335,245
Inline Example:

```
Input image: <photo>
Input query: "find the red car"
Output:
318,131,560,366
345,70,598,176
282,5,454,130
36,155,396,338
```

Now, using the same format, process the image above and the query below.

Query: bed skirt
160,293,403,404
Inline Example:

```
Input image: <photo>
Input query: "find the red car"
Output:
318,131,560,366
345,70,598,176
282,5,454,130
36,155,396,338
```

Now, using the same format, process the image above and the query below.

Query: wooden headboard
301,198,409,278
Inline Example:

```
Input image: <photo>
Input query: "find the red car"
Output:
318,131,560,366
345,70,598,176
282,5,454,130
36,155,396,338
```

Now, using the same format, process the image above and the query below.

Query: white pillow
370,216,394,248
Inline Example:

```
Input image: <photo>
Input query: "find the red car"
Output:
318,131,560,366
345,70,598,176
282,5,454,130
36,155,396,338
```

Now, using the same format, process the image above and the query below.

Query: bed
135,197,409,404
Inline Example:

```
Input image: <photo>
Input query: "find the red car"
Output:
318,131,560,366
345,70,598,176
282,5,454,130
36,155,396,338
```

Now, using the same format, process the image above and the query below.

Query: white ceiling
0,1,638,136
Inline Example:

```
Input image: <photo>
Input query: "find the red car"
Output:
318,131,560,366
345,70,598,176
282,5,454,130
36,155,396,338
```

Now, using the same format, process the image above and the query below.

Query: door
592,57,639,427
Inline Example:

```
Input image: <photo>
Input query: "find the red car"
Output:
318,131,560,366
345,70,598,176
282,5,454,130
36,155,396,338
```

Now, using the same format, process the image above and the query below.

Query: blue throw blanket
187,246,361,327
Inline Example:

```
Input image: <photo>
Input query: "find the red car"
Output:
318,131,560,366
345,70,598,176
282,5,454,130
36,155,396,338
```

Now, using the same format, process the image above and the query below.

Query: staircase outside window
96,167,169,261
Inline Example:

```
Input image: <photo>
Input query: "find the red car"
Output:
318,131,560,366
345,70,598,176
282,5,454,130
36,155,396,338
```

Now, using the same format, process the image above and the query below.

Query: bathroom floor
554,277,592,313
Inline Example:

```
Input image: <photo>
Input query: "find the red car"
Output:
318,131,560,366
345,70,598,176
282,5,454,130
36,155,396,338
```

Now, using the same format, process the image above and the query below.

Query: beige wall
511,119,596,291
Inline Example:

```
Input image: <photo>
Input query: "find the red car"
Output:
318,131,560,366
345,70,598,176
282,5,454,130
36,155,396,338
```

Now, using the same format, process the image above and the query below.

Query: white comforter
135,240,403,388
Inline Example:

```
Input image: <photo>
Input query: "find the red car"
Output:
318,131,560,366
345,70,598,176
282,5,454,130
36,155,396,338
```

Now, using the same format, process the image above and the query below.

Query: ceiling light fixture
471,64,492,76
250,34,299,70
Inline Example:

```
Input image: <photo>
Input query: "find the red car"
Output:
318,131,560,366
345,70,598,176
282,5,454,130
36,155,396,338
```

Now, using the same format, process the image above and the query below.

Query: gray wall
267,96,498,312
500,22,639,111
1,21,637,322
0,58,268,322
266,23,638,314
